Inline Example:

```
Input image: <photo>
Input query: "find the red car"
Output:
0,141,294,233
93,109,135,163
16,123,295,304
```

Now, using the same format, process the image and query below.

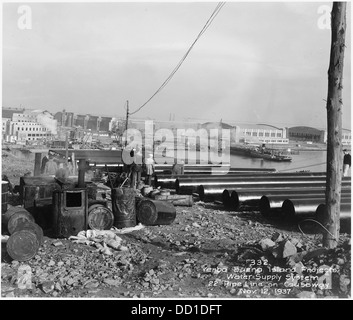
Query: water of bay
230,150,327,173
6,148,347,176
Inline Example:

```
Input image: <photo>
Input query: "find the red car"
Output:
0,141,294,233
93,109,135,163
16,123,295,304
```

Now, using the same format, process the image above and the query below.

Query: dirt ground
1,150,34,186
1,200,351,299
1,150,351,300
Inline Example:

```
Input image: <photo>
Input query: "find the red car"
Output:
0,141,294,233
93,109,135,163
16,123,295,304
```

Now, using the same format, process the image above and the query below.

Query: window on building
246,132,251,136
271,132,275,137
252,132,257,137
265,132,269,137
259,132,264,137
277,132,281,137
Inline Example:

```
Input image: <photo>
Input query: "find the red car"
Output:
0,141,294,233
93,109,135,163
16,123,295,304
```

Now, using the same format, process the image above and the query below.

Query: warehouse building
233,123,289,144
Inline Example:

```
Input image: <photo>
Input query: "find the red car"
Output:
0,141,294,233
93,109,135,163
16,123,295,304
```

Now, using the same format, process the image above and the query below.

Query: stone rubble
1,203,350,299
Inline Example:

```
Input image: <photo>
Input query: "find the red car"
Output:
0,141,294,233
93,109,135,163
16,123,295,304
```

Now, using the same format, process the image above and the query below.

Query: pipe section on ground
315,203,351,222
177,176,351,194
260,192,351,216
154,170,310,189
194,180,351,199
154,165,275,173
282,198,352,219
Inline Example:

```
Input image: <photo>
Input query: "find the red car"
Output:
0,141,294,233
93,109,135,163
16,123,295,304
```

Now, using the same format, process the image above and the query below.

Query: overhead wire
129,2,226,116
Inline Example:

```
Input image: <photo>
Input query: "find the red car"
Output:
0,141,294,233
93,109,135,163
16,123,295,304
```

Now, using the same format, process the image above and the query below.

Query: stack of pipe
155,168,277,189
157,167,350,223
154,165,275,172
194,173,351,218
195,175,350,201
191,172,333,198
281,196,351,219
154,164,275,174
260,189,351,216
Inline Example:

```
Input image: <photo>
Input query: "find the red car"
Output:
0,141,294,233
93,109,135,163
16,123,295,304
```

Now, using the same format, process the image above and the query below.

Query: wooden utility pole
324,2,347,249
125,100,129,147
65,131,69,168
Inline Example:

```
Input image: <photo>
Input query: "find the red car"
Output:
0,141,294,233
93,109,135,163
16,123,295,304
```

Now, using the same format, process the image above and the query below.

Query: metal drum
88,203,114,230
112,187,136,228
6,220,43,261
2,207,35,235
13,220,44,245
136,199,176,226
52,188,88,238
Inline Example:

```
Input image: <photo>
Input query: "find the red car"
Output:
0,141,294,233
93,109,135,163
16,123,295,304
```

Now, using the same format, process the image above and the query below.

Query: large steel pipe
155,171,283,189
260,191,351,216
282,198,352,219
178,175,346,186
189,179,351,197
154,164,232,174
155,171,328,187
155,171,327,189
176,171,328,183
203,184,316,202
315,203,351,222
228,187,351,212
222,189,234,208
154,164,275,172
176,174,349,193
198,181,351,202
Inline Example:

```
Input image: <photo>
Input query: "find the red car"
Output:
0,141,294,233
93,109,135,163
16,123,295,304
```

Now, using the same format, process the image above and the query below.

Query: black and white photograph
0,0,351,305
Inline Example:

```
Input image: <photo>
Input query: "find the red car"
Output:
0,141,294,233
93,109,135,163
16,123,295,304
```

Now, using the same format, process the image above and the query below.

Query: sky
1,1,352,129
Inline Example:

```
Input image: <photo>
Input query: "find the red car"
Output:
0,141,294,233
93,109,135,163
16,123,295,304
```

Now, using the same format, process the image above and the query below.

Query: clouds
2,1,351,129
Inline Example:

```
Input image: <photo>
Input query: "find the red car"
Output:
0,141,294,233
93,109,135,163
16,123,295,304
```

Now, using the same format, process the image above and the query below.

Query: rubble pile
1,202,351,299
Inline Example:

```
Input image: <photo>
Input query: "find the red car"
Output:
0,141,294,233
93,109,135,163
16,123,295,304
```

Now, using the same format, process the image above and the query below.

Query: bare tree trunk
324,2,347,249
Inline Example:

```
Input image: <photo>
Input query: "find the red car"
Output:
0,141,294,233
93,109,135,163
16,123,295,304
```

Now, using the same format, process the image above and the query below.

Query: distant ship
230,144,292,162
246,148,292,162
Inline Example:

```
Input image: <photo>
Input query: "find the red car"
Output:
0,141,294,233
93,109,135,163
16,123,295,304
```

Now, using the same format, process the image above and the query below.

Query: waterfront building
2,108,57,143
288,126,326,143
233,123,289,145
288,126,351,146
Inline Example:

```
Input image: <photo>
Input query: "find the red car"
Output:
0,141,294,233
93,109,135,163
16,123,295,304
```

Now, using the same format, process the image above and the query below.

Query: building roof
289,126,324,134
2,108,25,119
236,123,283,130
201,122,234,129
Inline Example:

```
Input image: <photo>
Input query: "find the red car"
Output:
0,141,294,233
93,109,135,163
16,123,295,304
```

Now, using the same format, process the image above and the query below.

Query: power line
129,2,226,116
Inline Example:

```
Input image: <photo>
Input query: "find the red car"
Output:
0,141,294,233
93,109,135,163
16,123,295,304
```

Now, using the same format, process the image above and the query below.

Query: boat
246,148,292,162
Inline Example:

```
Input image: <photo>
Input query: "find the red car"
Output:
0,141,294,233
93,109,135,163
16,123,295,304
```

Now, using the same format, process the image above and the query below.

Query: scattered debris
1,200,350,299
52,241,64,247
